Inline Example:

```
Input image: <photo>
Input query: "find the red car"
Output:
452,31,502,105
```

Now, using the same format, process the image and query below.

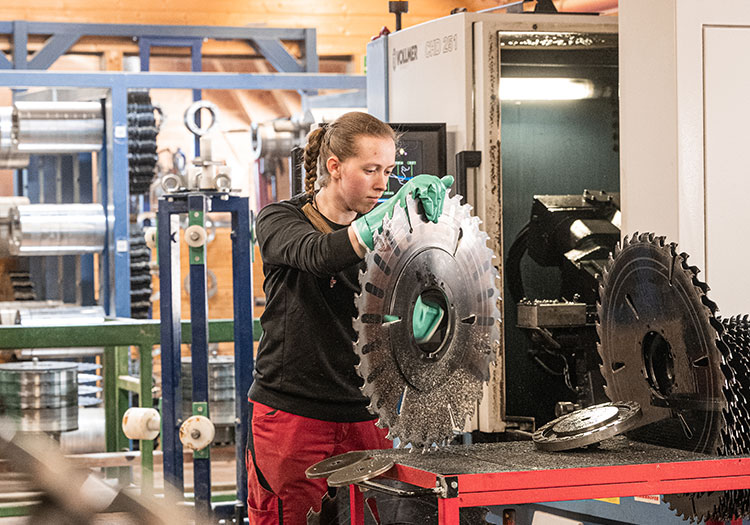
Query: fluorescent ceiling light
500,78,595,100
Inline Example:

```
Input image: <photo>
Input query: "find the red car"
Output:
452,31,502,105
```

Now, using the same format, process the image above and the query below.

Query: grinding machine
309,197,750,524
368,8,620,432
325,6,750,523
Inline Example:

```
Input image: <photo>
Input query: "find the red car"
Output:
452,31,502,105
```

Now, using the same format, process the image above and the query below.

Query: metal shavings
499,31,617,49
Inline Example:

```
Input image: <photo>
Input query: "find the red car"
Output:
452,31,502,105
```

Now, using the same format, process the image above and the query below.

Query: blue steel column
191,40,203,155
138,40,151,72
41,156,59,301
111,84,131,317
12,21,27,69
158,196,184,493
187,193,212,518
229,196,253,509
78,152,96,306
61,155,77,304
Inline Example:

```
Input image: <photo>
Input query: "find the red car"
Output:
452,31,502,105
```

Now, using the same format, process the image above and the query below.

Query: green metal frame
0,318,262,494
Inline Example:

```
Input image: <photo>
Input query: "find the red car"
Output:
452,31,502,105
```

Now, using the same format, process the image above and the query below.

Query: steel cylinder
0,361,79,433
17,305,106,326
9,203,106,256
0,106,28,168
60,406,106,453
13,101,104,154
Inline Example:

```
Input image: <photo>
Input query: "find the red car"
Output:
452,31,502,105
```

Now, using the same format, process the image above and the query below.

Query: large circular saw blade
597,232,727,454
354,194,500,449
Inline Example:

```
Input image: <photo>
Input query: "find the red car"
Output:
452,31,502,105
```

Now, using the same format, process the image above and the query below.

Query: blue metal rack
0,23,364,518
157,192,253,518
0,40,364,317
0,21,318,75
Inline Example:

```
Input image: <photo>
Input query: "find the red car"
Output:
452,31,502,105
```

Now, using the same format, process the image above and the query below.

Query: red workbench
346,437,750,524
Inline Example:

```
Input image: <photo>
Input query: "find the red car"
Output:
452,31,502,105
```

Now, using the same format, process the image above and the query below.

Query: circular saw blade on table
596,232,727,455
354,194,500,449
532,401,642,452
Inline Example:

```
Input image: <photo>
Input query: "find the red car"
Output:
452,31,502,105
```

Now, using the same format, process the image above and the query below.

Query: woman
246,111,452,523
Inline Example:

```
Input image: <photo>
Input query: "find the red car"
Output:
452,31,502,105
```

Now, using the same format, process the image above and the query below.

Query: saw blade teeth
597,232,728,456
353,194,499,449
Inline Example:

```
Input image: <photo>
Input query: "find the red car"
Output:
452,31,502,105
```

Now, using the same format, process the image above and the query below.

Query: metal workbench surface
367,436,715,475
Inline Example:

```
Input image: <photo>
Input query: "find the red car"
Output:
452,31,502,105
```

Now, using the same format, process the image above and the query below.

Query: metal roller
9,203,106,256
0,361,79,385
0,198,28,261
0,107,28,169
17,305,105,325
13,101,104,154
14,348,104,359
59,406,106,454
3,305,106,358
0,153,29,170
3,405,79,433
0,361,79,433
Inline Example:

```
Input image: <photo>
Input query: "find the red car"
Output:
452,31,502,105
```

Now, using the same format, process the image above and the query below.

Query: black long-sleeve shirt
248,192,375,422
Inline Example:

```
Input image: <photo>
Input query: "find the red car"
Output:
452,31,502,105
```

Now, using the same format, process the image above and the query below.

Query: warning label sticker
594,497,620,504
634,495,661,505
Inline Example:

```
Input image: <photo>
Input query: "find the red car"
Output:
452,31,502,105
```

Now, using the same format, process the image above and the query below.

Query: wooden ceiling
0,0,505,71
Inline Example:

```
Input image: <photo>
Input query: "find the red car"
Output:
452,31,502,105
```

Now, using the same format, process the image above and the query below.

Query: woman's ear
326,155,341,180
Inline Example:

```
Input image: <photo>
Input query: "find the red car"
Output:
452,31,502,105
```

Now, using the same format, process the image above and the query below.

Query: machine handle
455,150,481,203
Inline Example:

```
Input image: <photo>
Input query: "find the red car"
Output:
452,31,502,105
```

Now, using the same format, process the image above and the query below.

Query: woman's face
327,135,396,215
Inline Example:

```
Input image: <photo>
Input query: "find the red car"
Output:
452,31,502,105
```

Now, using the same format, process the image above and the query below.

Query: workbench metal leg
103,345,130,452
103,345,131,480
158,204,184,494
103,345,117,453
137,344,154,494
231,201,253,509
350,485,365,525
437,498,460,525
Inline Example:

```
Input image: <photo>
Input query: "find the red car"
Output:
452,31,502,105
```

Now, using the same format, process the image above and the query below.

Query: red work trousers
245,400,391,524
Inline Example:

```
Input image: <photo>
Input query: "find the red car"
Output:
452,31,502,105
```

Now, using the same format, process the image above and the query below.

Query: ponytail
302,113,395,195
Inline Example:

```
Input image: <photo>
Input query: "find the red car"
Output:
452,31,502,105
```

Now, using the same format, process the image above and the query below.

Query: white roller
144,227,157,250
184,224,207,248
121,407,161,441
179,415,215,451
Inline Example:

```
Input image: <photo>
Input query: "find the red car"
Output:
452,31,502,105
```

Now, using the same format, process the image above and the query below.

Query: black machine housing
507,190,620,409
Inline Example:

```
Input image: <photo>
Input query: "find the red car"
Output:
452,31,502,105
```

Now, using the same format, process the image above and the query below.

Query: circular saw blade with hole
353,194,500,449
596,232,727,454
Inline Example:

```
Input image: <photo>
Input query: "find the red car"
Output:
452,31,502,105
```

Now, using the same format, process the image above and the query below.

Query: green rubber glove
412,295,444,344
352,174,454,251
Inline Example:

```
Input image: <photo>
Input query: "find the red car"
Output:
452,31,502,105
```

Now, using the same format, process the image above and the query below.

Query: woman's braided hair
303,112,396,195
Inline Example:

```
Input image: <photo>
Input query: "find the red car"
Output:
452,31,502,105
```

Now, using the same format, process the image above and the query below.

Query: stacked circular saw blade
597,232,750,522
353,194,500,450
127,90,159,195
666,315,750,523
129,225,152,319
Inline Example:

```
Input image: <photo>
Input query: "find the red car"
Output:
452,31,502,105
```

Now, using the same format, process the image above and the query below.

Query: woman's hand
351,174,454,251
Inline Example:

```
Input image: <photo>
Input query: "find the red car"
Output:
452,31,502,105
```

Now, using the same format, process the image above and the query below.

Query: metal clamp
184,100,218,137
